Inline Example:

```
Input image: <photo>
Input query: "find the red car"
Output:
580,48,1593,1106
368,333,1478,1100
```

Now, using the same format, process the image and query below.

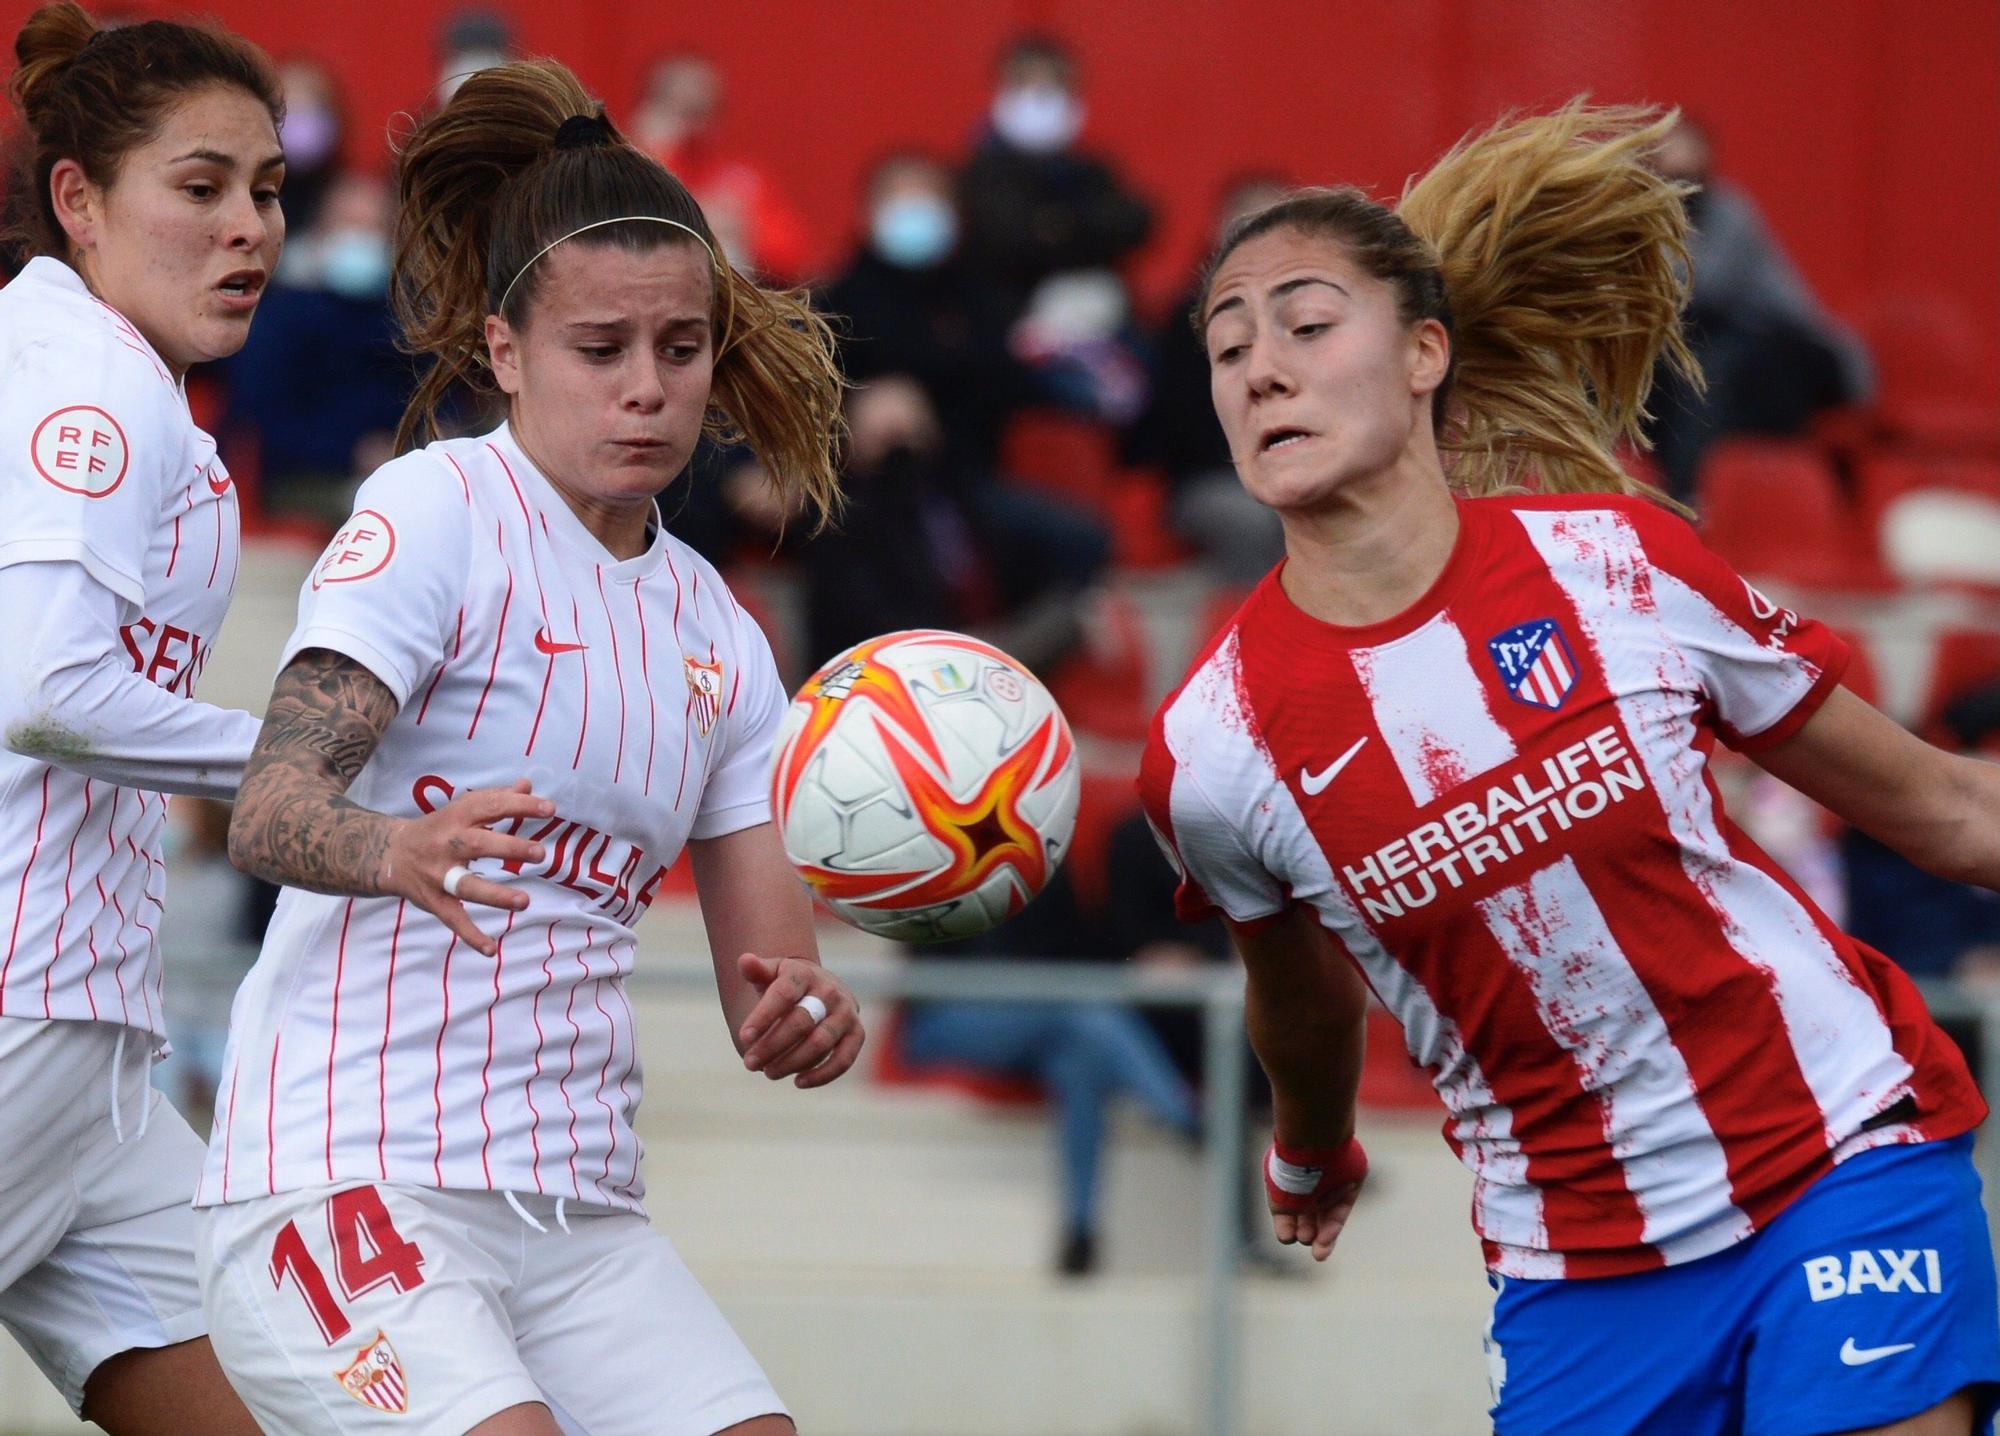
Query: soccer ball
768,629,1081,942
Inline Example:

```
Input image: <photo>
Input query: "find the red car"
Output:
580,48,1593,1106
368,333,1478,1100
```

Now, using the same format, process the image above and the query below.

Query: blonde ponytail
1399,102,1697,503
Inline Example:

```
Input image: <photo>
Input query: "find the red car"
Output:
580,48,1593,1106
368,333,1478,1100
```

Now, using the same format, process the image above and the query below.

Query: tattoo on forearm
229,648,401,897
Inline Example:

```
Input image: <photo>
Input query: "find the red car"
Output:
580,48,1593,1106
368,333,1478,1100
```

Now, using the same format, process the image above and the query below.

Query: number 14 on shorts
268,1185,428,1344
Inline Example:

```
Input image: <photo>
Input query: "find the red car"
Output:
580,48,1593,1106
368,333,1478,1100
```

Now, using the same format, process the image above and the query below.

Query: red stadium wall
7,0,1997,402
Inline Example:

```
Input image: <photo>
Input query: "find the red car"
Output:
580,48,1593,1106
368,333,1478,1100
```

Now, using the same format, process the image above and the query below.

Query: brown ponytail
6,2,281,261
392,58,843,527
1198,101,1697,508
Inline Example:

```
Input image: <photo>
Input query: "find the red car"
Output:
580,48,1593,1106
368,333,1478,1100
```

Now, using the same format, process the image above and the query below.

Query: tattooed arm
227,648,554,956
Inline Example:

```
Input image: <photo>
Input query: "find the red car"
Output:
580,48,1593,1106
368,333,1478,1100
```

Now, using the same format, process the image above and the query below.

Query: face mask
871,195,957,269
321,231,390,299
991,86,1083,154
280,106,339,170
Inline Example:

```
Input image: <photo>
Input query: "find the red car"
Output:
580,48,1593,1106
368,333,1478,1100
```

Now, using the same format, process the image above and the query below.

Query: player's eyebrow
563,315,710,333
1204,275,1349,330
171,147,286,173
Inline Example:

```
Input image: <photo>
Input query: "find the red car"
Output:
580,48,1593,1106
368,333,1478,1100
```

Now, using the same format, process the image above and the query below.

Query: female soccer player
1140,105,1999,1436
0,6,279,1430
200,60,858,1436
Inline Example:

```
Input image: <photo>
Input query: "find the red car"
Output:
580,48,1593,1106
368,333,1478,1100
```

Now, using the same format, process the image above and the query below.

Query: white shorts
199,1183,787,1436
0,1016,210,1411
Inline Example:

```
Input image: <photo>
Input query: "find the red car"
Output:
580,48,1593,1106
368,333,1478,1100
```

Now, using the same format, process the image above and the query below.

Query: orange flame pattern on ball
772,634,948,825
795,711,1064,915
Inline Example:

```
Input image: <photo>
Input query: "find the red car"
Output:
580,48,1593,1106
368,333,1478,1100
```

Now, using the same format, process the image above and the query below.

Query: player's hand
1266,1137,1369,1262
383,779,554,957
735,953,864,1089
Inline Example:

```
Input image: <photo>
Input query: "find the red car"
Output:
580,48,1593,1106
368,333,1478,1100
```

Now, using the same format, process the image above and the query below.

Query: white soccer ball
768,629,1081,942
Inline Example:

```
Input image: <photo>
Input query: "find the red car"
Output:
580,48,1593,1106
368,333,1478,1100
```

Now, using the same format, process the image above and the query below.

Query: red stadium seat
1857,294,2000,455
1045,591,1152,742
872,1008,1044,1107
1856,452,2000,535
1694,439,1869,589
1920,628,2000,742
999,409,1120,508
1102,468,1190,571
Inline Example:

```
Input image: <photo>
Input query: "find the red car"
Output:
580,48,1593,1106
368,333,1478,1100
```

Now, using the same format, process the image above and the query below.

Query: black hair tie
553,113,613,150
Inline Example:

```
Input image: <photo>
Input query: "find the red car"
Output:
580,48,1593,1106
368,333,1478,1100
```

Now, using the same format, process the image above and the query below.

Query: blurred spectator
274,57,347,234
631,53,812,283
436,7,513,104
959,35,1154,426
1646,115,1873,504
221,172,408,527
1124,173,1290,589
794,376,973,664
959,35,1152,313
154,800,259,1126
809,153,1112,672
825,152,1029,474
896,861,1200,1278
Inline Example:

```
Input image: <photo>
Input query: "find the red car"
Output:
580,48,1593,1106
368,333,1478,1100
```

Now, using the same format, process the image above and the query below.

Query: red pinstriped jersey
1141,493,1984,1279
0,259,239,1041
198,424,784,1213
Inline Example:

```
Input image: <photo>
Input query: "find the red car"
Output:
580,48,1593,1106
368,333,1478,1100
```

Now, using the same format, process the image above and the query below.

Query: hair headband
496,215,720,317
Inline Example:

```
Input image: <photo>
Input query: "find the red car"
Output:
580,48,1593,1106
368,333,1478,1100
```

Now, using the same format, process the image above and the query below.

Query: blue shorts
1487,1135,2000,1436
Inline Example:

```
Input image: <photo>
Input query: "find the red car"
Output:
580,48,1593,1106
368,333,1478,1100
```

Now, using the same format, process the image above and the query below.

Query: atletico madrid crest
1488,618,1578,710
334,1329,408,1414
684,654,724,737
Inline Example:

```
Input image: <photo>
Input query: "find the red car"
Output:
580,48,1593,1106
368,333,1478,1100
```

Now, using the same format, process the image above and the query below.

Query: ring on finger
796,993,828,1025
442,864,473,898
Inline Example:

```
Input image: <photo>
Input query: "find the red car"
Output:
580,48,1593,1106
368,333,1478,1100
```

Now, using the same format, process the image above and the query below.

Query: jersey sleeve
1630,503,1851,751
280,455,472,707
689,588,789,841
1138,711,1289,924
0,335,184,607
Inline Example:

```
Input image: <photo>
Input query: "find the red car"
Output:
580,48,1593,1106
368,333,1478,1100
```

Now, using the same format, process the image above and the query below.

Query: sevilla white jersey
1142,493,1985,1279
0,258,240,1041
198,424,785,1214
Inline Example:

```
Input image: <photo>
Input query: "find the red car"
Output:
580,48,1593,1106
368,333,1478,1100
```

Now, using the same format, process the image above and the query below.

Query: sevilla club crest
1488,618,1578,710
684,654,724,737
335,1329,409,1414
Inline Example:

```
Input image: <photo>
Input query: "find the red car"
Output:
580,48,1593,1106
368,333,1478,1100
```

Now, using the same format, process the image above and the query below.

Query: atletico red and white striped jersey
198,424,785,1213
1141,493,1984,1279
0,258,241,1041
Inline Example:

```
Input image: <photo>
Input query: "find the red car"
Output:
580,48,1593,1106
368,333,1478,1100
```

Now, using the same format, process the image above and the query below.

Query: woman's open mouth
215,269,267,311
1260,427,1314,453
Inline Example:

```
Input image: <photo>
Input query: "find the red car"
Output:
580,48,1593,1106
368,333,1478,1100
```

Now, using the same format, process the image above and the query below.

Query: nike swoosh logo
1301,736,1369,796
534,627,587,655
1839,1337,1917,1366
206,472,231,496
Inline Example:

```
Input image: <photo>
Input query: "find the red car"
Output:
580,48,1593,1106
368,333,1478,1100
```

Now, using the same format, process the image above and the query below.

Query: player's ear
49,158,102,256
486,313,524,397
1407,316,1449,400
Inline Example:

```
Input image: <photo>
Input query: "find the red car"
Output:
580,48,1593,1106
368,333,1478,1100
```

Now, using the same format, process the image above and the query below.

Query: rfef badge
1488,618,1578,710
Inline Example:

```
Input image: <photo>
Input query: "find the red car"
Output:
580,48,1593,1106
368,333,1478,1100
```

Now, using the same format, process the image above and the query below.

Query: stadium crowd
4,6,1997,1285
